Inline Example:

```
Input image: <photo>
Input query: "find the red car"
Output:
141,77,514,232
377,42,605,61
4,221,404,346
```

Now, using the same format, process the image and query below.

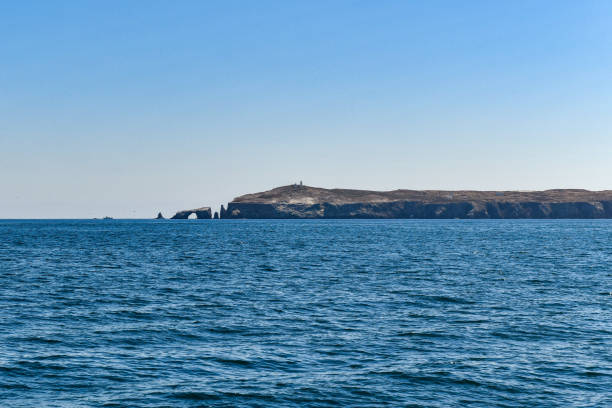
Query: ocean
0,219,610,407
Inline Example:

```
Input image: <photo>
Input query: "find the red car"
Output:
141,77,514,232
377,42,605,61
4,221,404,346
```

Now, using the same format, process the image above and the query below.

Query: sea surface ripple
0,219,610,407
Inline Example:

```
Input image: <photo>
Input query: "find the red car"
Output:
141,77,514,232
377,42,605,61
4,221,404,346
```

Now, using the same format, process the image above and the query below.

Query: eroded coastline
170,185,612,219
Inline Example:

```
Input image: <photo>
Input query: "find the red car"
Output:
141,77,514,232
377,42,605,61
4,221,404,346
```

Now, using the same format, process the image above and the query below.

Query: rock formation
213,211,219,219
219,185,612,219
155,212,164,219
170,207,212,219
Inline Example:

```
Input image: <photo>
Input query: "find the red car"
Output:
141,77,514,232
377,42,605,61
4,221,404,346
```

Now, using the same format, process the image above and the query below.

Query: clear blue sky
2,1,611,218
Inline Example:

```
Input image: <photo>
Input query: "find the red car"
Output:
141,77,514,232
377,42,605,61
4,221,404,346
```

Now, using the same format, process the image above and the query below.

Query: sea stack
155,212,164,219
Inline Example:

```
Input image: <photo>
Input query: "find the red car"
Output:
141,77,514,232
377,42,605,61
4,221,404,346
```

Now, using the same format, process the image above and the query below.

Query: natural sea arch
170,207,212,219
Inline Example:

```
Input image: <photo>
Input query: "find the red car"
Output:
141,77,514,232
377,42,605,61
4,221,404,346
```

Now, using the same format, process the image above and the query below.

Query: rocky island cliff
216,185,612,219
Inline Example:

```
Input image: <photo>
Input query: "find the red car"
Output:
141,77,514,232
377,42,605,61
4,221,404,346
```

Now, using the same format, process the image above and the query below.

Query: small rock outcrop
213,211,219,219
155,212,164,219
170,207,212,219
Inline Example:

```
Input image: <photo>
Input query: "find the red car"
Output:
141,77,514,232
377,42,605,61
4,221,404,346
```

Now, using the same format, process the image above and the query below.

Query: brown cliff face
221,185,612,219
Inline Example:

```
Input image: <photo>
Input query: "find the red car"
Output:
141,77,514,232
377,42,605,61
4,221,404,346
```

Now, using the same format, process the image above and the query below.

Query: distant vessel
102,216,113,220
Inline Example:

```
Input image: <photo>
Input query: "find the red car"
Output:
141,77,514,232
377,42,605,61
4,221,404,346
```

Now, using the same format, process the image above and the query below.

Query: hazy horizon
2,1,612,218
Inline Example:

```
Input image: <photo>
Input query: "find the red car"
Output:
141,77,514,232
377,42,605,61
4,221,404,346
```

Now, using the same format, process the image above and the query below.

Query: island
209,184,612,219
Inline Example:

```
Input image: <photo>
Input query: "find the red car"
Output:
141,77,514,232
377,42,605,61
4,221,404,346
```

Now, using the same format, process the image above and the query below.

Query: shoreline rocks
221,200,612,219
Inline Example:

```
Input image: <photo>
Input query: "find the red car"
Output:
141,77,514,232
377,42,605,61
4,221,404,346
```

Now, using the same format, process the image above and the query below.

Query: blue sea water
0,219,610,407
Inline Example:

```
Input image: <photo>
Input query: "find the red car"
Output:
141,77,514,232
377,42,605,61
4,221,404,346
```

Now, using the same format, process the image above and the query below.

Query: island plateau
170,185,612,219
